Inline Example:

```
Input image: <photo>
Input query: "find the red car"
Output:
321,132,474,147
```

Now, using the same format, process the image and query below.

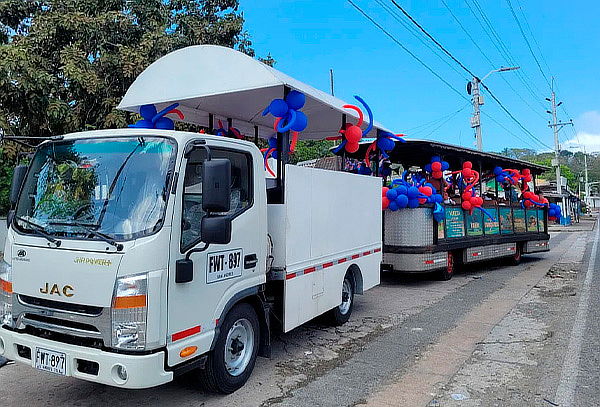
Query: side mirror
9,164,28,206
175,259,194,284
202,158,231,213
201,216,232,245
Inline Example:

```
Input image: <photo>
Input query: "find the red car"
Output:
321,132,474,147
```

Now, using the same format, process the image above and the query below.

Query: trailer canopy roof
338,139,549,174
118,45,388,140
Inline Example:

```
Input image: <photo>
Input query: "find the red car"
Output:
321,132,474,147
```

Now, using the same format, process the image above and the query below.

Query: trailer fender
210,287,271,359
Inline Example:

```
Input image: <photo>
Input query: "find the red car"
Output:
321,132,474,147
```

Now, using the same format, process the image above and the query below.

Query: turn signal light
180,346,198,358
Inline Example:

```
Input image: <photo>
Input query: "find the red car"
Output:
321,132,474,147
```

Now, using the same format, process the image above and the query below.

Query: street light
468,66,520,151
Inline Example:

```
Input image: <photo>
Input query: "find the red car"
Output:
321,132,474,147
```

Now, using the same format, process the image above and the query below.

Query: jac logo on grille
40,283,74,297
17,249,26,258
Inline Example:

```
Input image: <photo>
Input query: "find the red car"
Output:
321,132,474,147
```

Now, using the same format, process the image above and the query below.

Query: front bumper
0,326,173,389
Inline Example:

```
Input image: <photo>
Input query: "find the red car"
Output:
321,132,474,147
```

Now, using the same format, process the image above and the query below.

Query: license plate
206,248,243,284
35,348,67,375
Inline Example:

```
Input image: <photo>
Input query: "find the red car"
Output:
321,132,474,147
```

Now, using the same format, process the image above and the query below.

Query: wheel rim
447,252,454,275
224,318,254,377
514,247,521,261
339,278,353,315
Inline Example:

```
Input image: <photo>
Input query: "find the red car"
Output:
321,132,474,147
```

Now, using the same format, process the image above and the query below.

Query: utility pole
584,146,590,205
468,66,520,151
546,83,573,218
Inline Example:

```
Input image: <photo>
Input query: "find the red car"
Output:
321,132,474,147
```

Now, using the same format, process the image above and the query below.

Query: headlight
0,260,13,328
111,274,147,350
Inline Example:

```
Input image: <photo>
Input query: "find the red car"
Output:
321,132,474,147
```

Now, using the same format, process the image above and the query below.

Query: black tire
328,270,355,326
509,244,522,265
438,251,457,281
197,303,260,394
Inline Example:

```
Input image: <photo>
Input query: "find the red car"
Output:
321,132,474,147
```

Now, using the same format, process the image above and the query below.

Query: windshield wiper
15,216,62,247
49,221,123,251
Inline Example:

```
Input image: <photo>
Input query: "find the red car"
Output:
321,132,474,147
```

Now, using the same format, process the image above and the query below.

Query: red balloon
462,168,473,178
432,171,443,179
522,168,531,175
382,187,389,197
470,196,479,205
462,191,472,201
476,197,483,206
382,196,390,210
431,161,442,172
462,201,472,210
420,186,433,196
418,197,427,204
463,161,473,169
542,198,549,204
345,125,362,143
524,200,532,208
345,141,359,153
523,191,533,199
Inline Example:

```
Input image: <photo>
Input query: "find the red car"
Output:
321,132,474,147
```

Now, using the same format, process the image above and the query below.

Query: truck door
166,144,266,367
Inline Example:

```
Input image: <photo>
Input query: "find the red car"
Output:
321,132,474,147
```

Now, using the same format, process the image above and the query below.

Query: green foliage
289,140,336,164
0,155,14,216
0,0,266,138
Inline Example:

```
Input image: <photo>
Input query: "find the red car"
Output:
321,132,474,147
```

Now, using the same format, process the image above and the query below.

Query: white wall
0,218,7,252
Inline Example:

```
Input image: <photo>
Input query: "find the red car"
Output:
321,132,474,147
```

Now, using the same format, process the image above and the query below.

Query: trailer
336,138,550,280
0,45,382,393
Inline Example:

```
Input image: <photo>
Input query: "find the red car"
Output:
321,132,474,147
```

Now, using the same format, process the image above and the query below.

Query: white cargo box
268,165,382,331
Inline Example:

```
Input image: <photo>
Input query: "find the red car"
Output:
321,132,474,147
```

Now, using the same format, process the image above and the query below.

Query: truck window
181,148,252,250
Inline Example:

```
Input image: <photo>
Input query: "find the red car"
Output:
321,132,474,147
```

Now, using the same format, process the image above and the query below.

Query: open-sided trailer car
0,45,381,393
338,139,550,280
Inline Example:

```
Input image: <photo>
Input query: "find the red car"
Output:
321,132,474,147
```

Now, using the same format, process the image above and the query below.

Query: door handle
244,254,258,269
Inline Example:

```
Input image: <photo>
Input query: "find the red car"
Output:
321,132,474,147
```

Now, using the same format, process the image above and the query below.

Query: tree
0,0,269,138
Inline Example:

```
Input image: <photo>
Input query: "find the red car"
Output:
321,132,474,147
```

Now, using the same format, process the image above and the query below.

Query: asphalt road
0,226,596,407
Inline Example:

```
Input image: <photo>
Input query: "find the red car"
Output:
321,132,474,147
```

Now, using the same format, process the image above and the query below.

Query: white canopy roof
118,45,389,140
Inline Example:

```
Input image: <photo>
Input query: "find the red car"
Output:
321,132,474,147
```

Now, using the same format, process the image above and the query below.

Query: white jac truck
0,46,383,393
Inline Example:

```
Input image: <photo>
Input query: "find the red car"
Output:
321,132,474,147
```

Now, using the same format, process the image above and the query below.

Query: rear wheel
509,244,522,265
438,251,456,281
328,271,355,326
197,303,260,394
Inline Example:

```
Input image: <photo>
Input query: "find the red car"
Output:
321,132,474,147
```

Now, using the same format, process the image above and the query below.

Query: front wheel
197,303,260,394
328,271,355,326
438,251,457,281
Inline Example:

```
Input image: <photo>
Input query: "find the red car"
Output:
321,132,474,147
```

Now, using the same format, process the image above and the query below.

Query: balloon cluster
331,96,373,154
381,176,445,222
492,167,532,185
424,156,450,180
449,162,494,220
215,120,244,139
363,129,406,167
521,190,548,208
262,90,308,133
548,203,562,221
129,103,184,130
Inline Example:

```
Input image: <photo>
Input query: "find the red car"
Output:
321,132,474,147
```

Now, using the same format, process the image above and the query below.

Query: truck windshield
15,136,177,241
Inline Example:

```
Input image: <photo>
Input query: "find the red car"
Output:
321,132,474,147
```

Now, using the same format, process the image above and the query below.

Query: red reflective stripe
424,260,434,264
172,325,201,342
323,262,334,269
374,248,382,253
363,251,371,256
304,267,316,274
337,258,348,264
286,273,297,280
352,254,360,259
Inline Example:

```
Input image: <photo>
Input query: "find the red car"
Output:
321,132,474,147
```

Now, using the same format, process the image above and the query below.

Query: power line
346,0,469,101
481,111,545,151
406,103,471,135
386,0,551,150
516,0,552,75
505,0,552,89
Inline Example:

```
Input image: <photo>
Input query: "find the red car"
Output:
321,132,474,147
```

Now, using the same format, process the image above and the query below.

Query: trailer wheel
509,244,522,266
197,303,260,394
438,251,456,281
328,271,355,326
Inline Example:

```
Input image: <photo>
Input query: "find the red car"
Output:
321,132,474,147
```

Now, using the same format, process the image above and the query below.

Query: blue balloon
431,156,441,163
268,136,278,148
129,119,153,128
291,111,308,132
140,104,157,120
377,137,395,151
285,90,306,110
386,188,399,200
433,194,443,203
441,161,450,171
396,185,408,196
425,183,435,189
496,175,505,183
358,165,372,175
424,163,432,173
493,166,504,176
267,99,289,117
407,186,419,199
408,198,420,208
396,194,409,208
389,201,399,211
154,117,174,130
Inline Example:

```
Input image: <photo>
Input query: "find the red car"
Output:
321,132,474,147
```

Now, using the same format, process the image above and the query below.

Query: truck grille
18,295,103,316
